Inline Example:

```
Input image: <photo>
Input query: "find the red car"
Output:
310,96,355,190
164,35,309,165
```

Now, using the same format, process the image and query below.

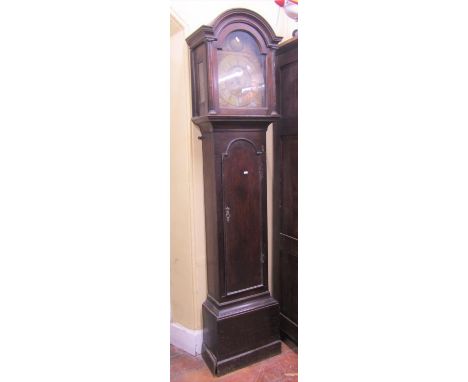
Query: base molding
202,340,281,376
170,322,203,356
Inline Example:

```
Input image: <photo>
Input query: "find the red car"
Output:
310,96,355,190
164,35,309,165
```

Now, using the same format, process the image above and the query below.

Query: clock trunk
196,118,280,376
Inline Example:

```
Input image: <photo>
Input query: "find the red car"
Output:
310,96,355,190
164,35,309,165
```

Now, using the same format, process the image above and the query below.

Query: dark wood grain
272,37,298,345
223,139,263,294
198,127,270,304
186,9,282,376
202,295,281,376
280,136,298,239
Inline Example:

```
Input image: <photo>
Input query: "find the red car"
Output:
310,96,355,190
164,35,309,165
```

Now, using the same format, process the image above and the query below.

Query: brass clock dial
217,31,265,109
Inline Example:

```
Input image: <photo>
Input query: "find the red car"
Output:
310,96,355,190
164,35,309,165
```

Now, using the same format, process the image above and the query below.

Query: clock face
217,31,265,109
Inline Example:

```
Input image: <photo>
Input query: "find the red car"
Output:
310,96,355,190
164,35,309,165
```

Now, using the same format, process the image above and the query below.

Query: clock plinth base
202,339,281,376
201,295,281,376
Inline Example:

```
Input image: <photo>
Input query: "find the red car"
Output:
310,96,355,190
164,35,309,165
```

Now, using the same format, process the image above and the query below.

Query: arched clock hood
186,8,282,124
186,8,282,49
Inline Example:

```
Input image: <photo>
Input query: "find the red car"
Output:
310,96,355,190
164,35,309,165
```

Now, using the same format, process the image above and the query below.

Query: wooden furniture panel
280,136,298,239
223,139,264,295
273,37,298,345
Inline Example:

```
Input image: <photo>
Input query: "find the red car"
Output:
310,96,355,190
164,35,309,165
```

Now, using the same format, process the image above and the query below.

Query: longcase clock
186,8,282,376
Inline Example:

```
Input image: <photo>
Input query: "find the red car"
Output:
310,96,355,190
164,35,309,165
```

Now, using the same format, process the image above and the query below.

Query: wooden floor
171,340,298,382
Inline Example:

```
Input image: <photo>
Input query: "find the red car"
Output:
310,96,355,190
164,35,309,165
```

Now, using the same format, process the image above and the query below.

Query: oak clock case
186,9,282,376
